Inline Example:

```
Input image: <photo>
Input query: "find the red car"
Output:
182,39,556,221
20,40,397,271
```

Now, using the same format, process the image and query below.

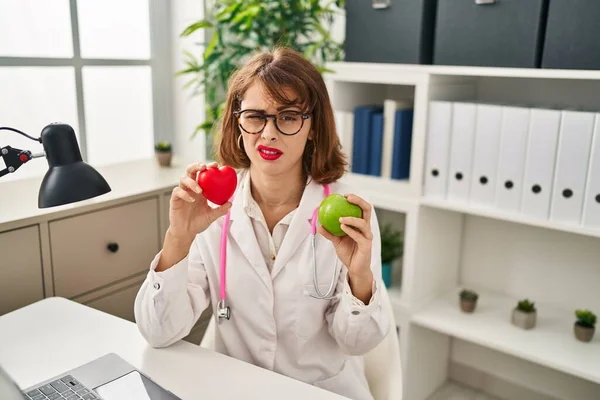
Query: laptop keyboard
24,375,99,400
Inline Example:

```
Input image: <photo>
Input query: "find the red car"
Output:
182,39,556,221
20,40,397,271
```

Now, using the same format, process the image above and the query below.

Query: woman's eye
248,114,264,119
280,115,298,122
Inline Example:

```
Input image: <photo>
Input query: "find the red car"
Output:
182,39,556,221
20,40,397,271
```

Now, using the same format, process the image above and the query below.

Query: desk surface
0,297,348,400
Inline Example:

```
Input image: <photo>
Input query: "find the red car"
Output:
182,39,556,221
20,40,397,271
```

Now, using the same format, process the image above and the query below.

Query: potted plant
380,223,403,288
154,141,172,167
176,0,346,154
459,289,478,313
574,309,596,342
511,299,537,330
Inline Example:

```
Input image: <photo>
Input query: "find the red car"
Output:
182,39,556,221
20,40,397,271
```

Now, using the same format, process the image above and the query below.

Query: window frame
0,0,173,161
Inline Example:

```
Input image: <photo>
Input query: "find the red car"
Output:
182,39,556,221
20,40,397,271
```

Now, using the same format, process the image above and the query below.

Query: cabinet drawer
0,226,44,315
50,198,160,298
85,281,144,322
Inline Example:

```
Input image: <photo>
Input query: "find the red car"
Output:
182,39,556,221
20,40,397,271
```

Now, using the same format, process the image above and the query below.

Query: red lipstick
257,145,283,161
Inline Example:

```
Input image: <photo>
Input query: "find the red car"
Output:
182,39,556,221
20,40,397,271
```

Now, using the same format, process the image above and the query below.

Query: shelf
421,198,600,240
411,288,600,385
325,62,426,85
341,173,419,213
327,61,600,81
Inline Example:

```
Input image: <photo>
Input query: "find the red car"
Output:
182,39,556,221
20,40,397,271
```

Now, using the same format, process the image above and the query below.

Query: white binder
520,108,561,220
550,110,596,225
581,114,600,228
446,102,477,204
334,110,354,168
423,101,453,199
469,104,502,207
494,106,530,213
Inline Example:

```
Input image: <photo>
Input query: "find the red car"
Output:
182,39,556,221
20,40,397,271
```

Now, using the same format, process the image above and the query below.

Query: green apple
318,194,363,236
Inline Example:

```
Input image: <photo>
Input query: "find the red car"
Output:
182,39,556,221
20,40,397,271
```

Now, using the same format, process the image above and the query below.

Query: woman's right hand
167,162,233,241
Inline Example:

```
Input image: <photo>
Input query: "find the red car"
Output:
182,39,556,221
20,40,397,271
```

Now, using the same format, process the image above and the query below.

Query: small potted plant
574,309,596,342
459,289,478,313
380,223,403,288
511,299,537,330
154,141,172,167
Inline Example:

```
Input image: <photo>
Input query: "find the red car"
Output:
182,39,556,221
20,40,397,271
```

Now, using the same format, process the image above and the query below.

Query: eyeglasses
233,109,310,136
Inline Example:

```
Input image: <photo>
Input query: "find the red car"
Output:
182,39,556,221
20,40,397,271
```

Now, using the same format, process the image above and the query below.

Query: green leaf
180,20,213,37
216,2,242,22
203,31,219,60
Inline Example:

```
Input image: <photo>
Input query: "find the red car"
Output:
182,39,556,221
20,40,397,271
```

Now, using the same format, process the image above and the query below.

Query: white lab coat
134,169,391,400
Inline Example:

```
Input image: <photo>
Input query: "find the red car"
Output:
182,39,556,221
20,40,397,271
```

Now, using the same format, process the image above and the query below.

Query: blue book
352,105,383,174
368,112,384,176
391,109,414,180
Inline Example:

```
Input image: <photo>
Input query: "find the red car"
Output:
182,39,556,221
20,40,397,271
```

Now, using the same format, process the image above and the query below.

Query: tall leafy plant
177,0,346,154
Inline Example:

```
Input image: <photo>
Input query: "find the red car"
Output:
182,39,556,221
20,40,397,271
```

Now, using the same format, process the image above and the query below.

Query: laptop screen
0,365,28,400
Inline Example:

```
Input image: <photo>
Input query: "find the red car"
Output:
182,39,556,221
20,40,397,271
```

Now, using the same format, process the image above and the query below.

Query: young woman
134,47,391,400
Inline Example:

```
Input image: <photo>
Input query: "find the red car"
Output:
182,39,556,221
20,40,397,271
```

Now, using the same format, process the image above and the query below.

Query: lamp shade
38,123,111,208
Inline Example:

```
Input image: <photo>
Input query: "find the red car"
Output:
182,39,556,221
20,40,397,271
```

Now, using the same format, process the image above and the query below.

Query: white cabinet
0,225,44,315
85,280,145,322
49,198,160,298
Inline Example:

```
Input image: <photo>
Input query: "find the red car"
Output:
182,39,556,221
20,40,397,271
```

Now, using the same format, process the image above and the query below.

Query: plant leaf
203,31,219,60
180,20,213,37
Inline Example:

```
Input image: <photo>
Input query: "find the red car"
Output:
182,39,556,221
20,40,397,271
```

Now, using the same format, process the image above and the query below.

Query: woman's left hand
318,194,374,286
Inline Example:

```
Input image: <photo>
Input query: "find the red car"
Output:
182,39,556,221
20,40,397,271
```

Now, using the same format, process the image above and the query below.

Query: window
0,0,171,181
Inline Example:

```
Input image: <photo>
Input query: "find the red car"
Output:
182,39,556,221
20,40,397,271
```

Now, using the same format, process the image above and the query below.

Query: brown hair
214,46,348,184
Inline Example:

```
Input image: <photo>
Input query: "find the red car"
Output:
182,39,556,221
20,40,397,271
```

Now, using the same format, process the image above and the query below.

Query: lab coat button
153,282,160,290
351,310,360,315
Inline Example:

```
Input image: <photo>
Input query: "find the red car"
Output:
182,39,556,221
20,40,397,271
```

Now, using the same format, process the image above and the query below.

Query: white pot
512,309,536,330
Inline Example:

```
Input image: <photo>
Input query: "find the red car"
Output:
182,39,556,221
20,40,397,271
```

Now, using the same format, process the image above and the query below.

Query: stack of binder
335,101,414,180
423,101,600,229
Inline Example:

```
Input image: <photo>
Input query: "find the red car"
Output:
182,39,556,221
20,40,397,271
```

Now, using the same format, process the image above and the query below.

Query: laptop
0,353,181,400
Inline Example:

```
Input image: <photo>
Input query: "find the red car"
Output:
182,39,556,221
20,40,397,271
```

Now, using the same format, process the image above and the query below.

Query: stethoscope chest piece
217,300,231,323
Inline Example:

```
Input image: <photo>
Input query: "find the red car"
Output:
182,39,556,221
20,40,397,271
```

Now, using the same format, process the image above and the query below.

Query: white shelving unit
324,62,600,400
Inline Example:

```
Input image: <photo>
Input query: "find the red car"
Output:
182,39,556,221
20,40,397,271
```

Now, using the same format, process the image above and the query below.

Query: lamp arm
0,126,44,178
0,146,45,178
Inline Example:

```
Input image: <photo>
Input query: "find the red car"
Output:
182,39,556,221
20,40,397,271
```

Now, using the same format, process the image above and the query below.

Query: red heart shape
197,165,237,205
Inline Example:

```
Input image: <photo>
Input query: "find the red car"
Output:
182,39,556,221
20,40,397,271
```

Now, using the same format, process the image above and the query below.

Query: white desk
0,297,348,400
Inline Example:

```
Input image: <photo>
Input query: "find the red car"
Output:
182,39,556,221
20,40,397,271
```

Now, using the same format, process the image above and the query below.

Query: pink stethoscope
216,183,340,322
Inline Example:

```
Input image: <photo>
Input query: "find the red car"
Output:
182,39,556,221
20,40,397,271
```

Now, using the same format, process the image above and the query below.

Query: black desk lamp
0,123,111,208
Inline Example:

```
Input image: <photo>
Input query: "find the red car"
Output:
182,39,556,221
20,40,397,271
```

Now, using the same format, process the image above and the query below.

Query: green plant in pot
574,309,596,342
511,299,537,330
459,289,478,313
379,223,403,288
154,141,172,167
177,0,346,159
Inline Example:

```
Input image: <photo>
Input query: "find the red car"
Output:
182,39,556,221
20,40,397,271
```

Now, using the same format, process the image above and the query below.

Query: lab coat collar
228,169,325,283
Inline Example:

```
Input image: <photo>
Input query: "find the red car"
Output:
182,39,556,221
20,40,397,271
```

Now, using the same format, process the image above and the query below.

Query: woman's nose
261,118,278,141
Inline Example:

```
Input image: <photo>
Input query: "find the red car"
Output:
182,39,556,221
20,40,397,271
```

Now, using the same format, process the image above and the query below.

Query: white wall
170,0,206,166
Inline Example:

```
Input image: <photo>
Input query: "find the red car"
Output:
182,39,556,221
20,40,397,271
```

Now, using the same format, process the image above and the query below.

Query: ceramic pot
382,262,392,288
156,151,172,167
512,309,536,330
460,299,477,313
574,323,595,342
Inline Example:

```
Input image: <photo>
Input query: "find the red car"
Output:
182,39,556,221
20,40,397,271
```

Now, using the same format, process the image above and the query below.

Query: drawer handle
475,0,496,4
107,242,119,253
